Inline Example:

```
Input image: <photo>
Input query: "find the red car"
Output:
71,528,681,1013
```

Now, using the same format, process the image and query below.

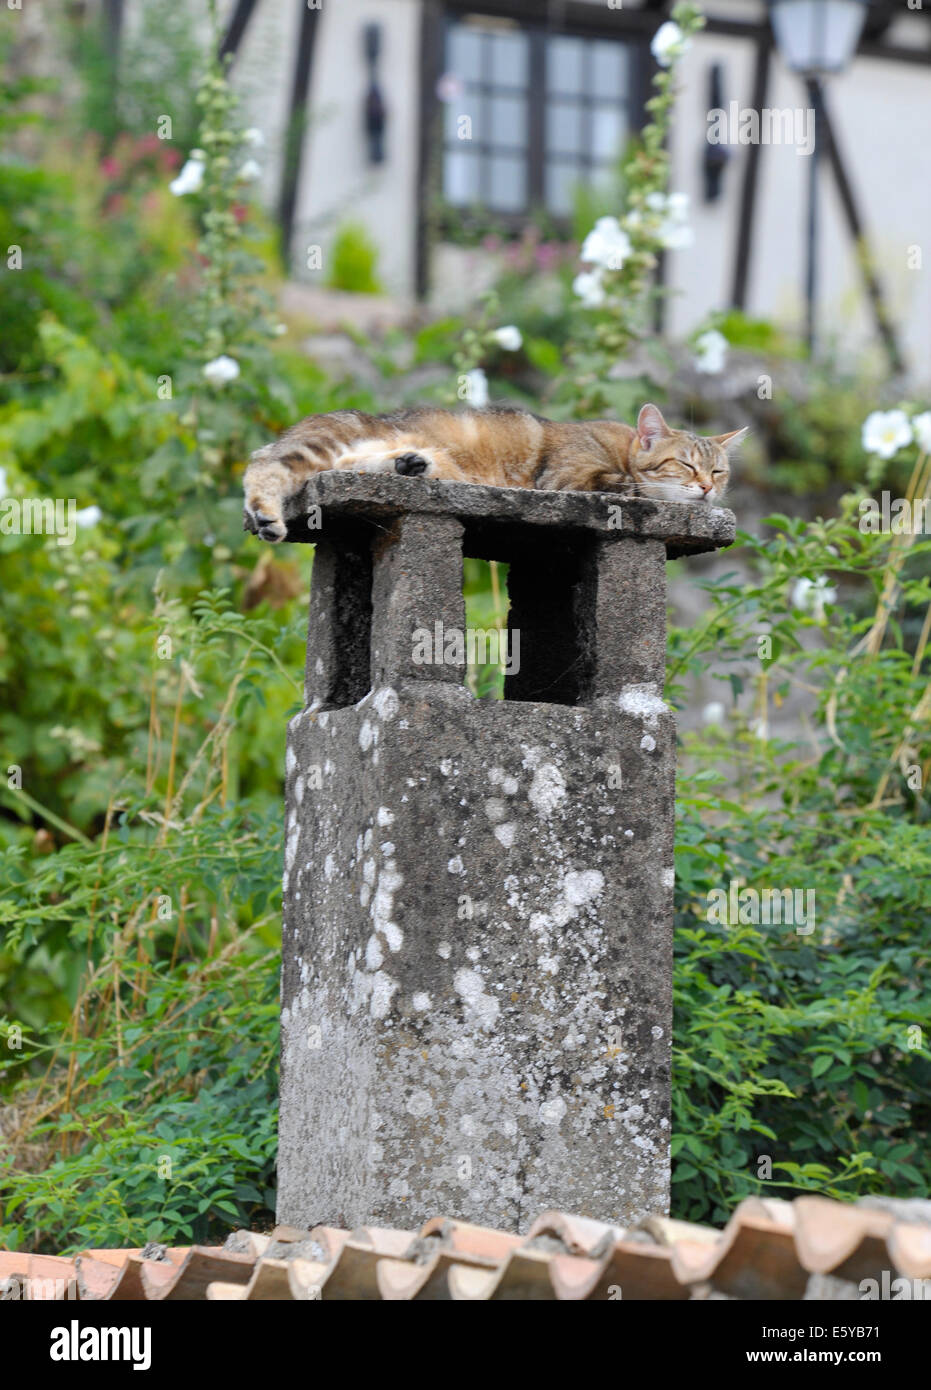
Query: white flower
580,216,632,271
274,323,288,336
702,701,726,726
464,368,488,408
0,466,8,497
651,21,690,68
169,154,205,196
792,576,837,620
862,409,913,459
242,127,265,149
493,325,523,352
203,355,240,387
693,329,729,375
911,411,931,454
237,159,261,183
75,505,102,529
651,191,694,250
573,269,606,308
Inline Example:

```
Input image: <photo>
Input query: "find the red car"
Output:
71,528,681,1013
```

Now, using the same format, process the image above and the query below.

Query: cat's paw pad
249,509,287,543
394,452,430,477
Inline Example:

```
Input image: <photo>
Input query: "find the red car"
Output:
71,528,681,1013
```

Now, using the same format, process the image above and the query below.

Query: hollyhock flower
203,355,240,387
237,159,261,182
464,368,488,407
75,505,102,528
580,216,632,271
573,269,606,308
243,127,265,148
535,242,562,272
862,409,913,459
647,191,694,250
651,21,690,68
169,153,206,196
911,411,931,454
693,329,728,375
493,326,523,352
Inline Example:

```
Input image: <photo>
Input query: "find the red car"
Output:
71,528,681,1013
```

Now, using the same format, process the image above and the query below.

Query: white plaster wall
223,0,303,211
665,17,931,380
288,0,423,296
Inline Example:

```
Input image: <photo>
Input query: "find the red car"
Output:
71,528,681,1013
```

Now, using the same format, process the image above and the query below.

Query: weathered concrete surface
280,470,736,558
276,477,736,1233
279,684,675,1233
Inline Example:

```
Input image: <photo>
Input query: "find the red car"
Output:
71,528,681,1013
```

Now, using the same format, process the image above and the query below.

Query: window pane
444,100,474,142
448,26,484,82
591,104,626,162
488,155,526,212
547,36,585,94
591,41,623,99
444,150,481,205
488,94,527,149
491,31,528,86
546,99,585,157
545,162,583,216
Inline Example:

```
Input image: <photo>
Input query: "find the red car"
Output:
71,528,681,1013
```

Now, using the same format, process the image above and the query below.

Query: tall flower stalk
168,2,282,488
187,19,273,380
559,1,706,414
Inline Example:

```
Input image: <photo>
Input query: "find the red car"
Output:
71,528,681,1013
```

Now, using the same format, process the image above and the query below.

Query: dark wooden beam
219,0,259,65
702,11,931,65
278,1,322,268
99,0,124,147
731,35,771,309
415,0,444,299
815,84,906,373
102,0,124,65
442,1,931,62
443,0,659,38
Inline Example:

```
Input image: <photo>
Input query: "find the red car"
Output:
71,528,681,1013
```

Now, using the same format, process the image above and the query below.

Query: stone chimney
276,473,735,1232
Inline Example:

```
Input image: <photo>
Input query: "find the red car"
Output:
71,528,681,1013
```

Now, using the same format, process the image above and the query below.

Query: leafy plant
325,220,384,296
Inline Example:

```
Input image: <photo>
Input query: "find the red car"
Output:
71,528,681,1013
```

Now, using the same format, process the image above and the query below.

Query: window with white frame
441,15,635,218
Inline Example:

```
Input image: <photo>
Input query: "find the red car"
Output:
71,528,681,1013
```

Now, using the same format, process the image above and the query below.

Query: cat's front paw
244,502,287,543
394,452,430,477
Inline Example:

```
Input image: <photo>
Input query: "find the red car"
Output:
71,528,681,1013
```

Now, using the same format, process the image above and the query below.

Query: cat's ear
637,403,671,449
713,426,749,451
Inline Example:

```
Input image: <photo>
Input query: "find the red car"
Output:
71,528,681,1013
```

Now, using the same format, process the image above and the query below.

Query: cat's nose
700,481,713,494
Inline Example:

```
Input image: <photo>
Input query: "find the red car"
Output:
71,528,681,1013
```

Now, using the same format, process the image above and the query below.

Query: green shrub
324,221,384,295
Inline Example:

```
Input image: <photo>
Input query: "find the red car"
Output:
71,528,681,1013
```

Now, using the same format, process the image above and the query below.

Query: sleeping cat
243,402,746,542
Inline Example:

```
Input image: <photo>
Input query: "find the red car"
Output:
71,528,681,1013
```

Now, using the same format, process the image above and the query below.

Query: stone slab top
280,472,736,558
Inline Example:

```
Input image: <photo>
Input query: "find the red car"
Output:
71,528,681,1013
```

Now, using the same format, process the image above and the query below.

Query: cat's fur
243,402,746,541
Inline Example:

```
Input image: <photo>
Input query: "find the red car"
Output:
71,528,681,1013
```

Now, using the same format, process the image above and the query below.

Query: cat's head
632,403,746,504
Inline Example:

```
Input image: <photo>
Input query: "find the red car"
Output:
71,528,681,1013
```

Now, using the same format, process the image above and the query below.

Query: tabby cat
243,402,746,542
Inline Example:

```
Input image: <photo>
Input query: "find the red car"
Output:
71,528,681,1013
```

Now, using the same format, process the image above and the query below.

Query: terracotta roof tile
142,1247,255,1301
3,1195,930,1301
793,1196,896,1282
